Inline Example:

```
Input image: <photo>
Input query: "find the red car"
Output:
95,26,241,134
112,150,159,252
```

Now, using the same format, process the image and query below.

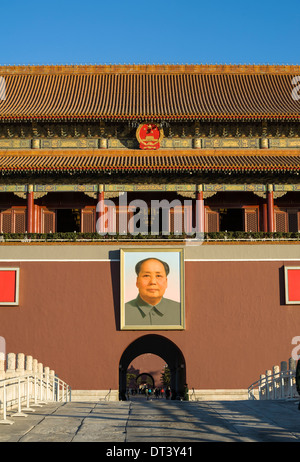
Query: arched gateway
119,335,186,400
136,373,155,388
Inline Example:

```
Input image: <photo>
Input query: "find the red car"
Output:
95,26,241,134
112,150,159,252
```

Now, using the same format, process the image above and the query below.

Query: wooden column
27,185,34,233
262,203,268,232
96,185,105,233
267,185,274,232
196,185,205,234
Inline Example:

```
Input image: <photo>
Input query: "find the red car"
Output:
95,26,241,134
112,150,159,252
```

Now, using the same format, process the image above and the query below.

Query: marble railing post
15,354,25,400
25,356,33,396
281,361,288,397
6,353,16,404
288,357,296,394
0,357,5,380
25,355,33,375
259,374,266,399
281,361,287,372
0,357,5,408
50,370,55,400
6,353,16,379
37,363,44,402
266,370,272,398
289,357,297,371
32,359,38,401
44,367,50,400
32,359,38,375
37,363,43,376
16,353,25,377
273,365,280,398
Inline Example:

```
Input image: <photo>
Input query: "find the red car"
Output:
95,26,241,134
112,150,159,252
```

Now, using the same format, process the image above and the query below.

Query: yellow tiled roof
0,64,300,121
0,149,299,173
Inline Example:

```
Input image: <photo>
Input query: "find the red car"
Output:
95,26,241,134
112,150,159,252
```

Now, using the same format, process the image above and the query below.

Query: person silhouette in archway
125,257,181,326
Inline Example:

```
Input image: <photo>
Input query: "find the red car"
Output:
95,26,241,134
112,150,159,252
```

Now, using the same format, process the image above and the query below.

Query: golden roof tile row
0,65,300,121
0,149,299,173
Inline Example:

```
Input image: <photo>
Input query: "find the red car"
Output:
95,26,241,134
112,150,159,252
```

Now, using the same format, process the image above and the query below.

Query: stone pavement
1,396,300,443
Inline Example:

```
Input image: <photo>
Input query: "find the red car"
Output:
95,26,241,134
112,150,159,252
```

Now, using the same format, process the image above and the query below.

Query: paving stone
0,397,300,443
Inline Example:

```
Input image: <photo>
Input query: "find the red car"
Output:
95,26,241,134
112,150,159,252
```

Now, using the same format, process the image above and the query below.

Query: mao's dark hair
135,258,170,276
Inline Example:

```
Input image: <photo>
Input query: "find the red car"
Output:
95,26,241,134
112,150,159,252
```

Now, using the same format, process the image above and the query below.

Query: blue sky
0,0,299,65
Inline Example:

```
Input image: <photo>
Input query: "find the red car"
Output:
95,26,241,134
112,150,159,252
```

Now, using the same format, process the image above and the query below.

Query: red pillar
196,187,205,233
27,185,34,233
262,203,268,232
267,186,274,232
96,186,105,233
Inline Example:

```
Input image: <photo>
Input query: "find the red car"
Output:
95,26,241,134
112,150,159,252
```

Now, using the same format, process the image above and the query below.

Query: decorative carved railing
248,358,298,400
0,353,71,425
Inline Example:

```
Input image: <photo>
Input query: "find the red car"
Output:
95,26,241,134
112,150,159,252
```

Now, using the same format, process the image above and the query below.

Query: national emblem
136,123,164,150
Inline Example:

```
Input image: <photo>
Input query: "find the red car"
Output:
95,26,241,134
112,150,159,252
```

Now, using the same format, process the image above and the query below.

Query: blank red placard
287,268,300,302
0,270,16,303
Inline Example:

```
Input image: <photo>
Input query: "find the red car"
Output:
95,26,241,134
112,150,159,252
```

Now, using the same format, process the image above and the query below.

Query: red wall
0,259,299,391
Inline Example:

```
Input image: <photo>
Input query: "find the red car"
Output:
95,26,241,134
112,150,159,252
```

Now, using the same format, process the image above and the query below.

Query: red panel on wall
0,270,16,303
285,267,300,304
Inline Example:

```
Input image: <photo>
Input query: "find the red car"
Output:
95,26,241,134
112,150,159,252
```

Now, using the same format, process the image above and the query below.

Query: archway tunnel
136,372,155,389
119,334,186,400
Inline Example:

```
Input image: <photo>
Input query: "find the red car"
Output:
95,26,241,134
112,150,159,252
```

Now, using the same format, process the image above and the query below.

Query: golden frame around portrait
120,248,185,330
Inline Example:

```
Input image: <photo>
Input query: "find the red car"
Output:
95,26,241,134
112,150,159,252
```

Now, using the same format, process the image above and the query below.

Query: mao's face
136,259,168,304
